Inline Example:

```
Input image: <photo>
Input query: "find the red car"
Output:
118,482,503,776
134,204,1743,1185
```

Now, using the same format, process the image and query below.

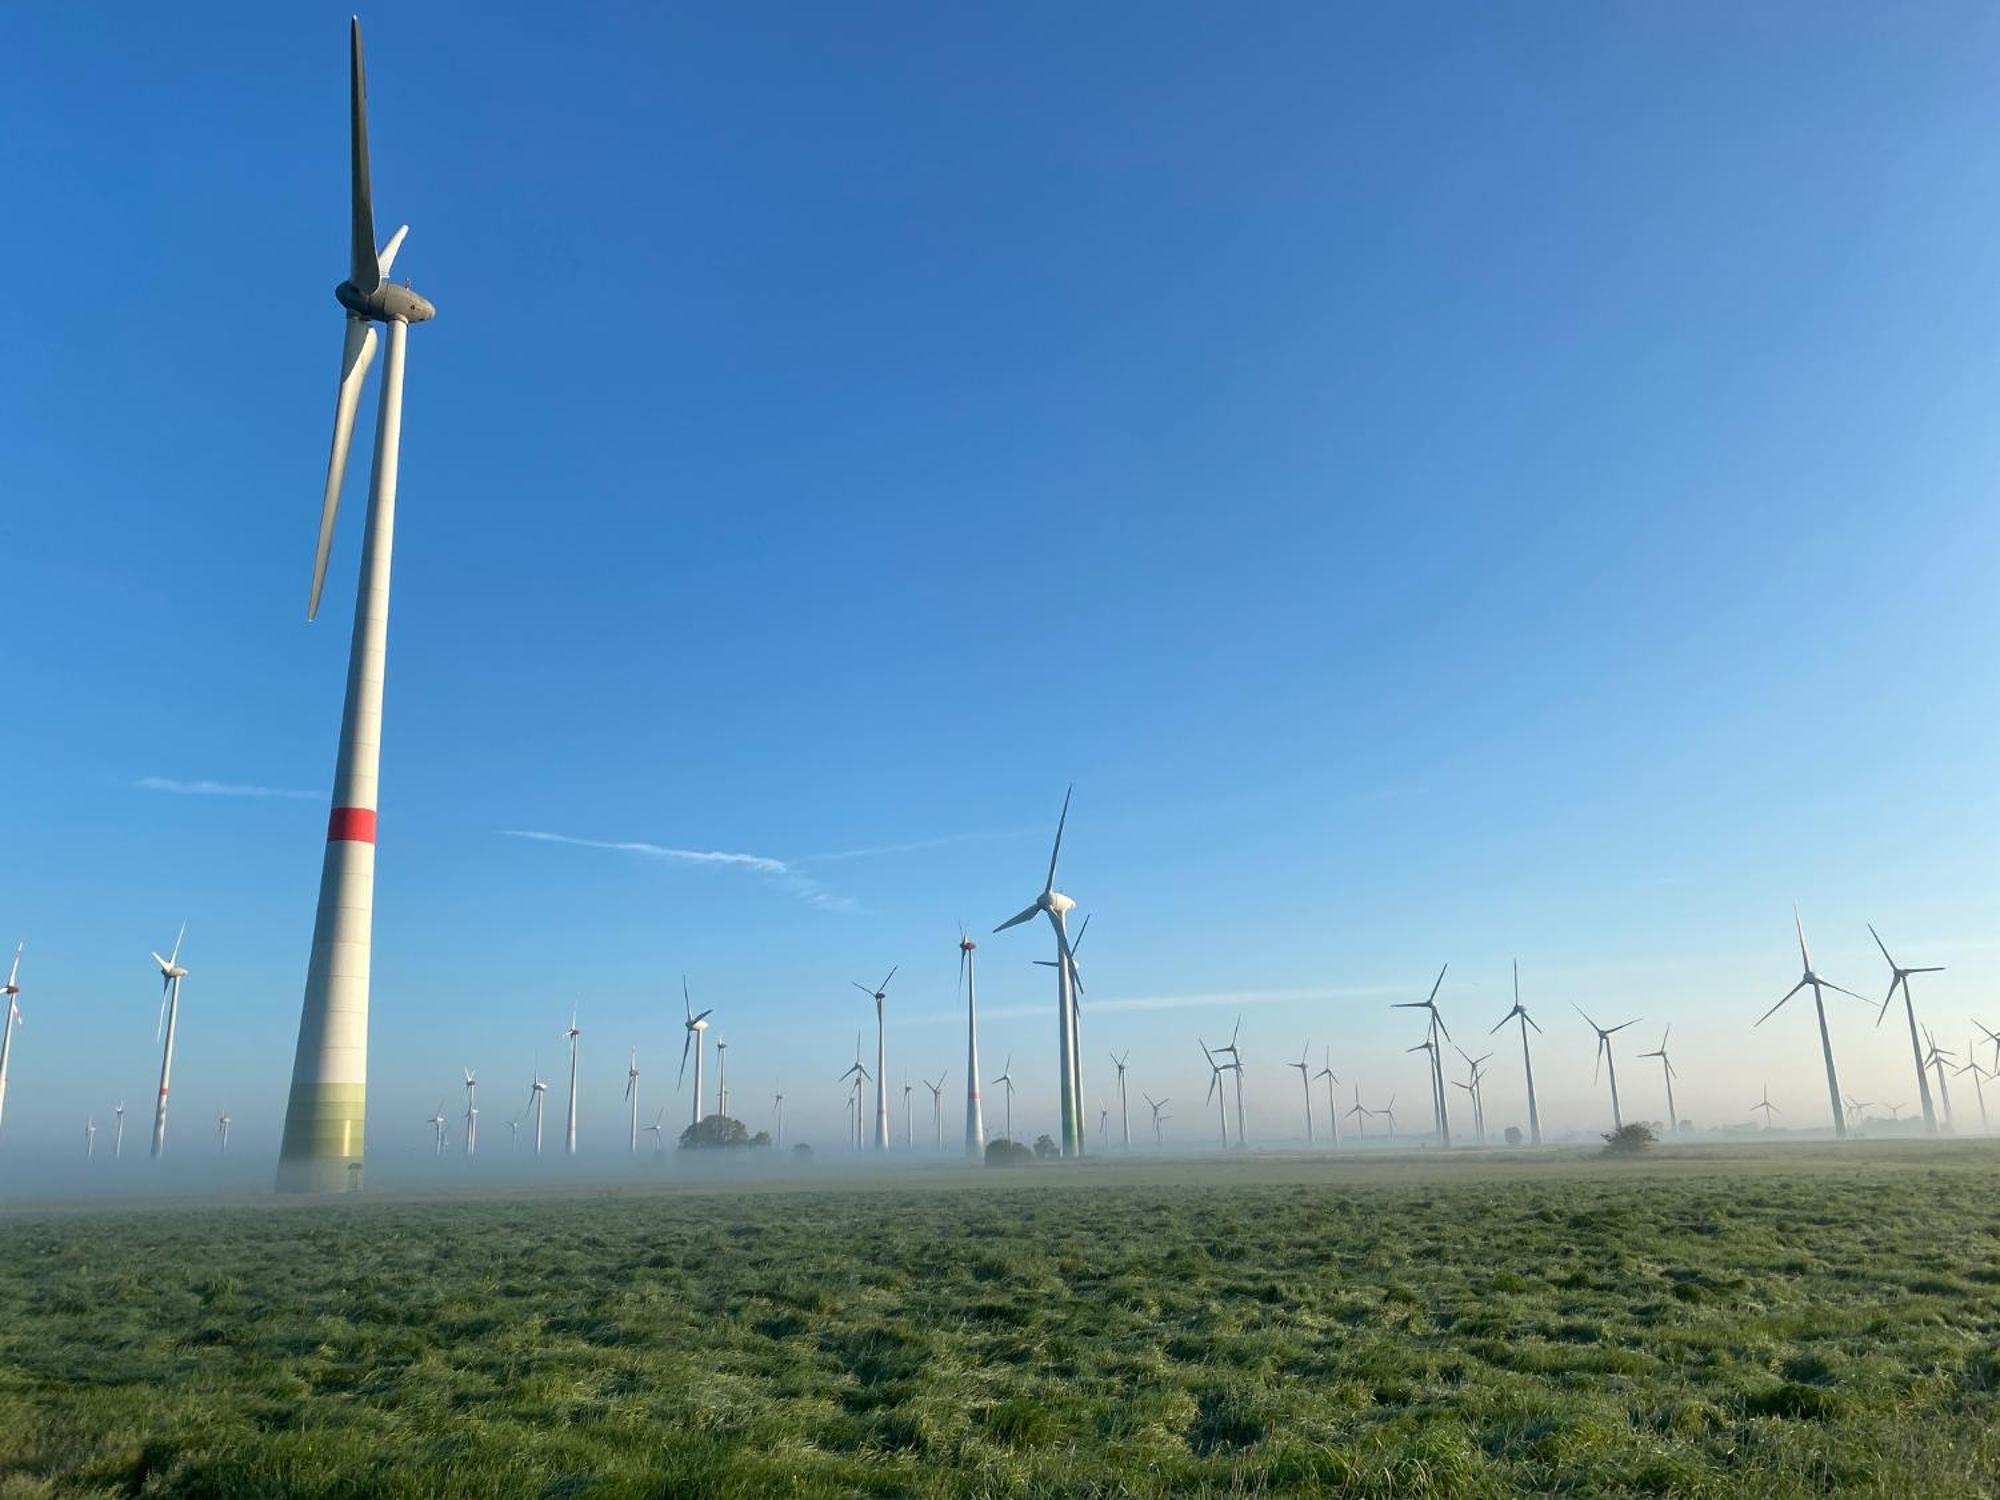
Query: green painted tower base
275,1082,367,1192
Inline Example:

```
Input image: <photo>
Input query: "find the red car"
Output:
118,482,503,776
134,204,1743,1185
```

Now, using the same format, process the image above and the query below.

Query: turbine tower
279,19,438,1192
1344,1083,1369,1140
563,1008,581,1156
1637,1028,1680,1138
1144,1093,1169,1146
1922,1028,1957,1132
526,1070,548,1155
852,967,897,1151
1314,1049,1339,1147
428,1103,447,1154
216,1112,232,1154
678,980,713,1129
1576,1005,1641,1130
995,787,1084,1156
924,1073,946,1150
715,1040,729,1119
772,1093,784,1150
1287,1045,1314,1145
1756,909,1866,1139
150,926,189,1158
1213,1018,1247,1147
990,1055,1015,1143
1109,1050,1131,1149
1490,961,1543,1146
85,1117,96,1160
960,931,985,1158
1750,1084,1781,1128
1868,924,1942,1136
1201,1042,1235,1148
625,1047,640,1154
462,1069,478,1156
0,943,23,1132
112,1103,126,1160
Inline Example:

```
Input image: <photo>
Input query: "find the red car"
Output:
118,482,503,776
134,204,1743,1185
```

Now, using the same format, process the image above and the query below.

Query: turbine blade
169,923,185,967
1044,784,1072,895
1875,978,1899,1027
678,1029,691,1086
376,223,409,279
994,903,1040,933
1868,923,1895,969
348,18,379,292
1755,981,1807,1027
879,965,899,993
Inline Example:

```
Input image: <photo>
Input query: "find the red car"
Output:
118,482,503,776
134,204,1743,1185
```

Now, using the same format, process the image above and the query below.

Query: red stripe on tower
327,807,378,844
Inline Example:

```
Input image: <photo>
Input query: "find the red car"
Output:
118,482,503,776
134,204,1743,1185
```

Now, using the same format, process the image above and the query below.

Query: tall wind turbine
113,1103,126,1160
678,980,713,1129
995,787,1084,1156
1869,925,1942,1136
279,19,438,1193
1576,1005,1641,1130
1490,961,1543,1146
1454,1047,1492,1146
714,1040,729,1119
924,1073,946,1149
1109,1051,1131,1149
462,1069,478,1156
646,1108,666,1153
1393,966,1452,1148
526,1070,548,1155
1213,1018,1247,1147
1952,1044,1991,1134
1637,1028,1680,1138
772,1092,784,1150
217,1112,232,1154
990,1054,1016,1143
1756,909,1866,1139
959,930,986,1158
839,1037,870,1152
1344,1083,1369,1141
624,1047,640,1154
1287,1045,1314,1146
1144,1093,1169,1146
903,1077,915,1149
85,1117,96,1160
1750,1084,1780,1128
428,1103,447,1154
852,967,897,1151
150,926,189,1158
563,1008,581,1156
1314,1050,1339,1147
1922,1028,1957,1132
1201,1042,1235,1148
0,942,23,1131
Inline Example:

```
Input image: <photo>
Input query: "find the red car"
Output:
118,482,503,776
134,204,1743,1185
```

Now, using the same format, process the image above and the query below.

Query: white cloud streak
136,777,317,800
500,830,854,911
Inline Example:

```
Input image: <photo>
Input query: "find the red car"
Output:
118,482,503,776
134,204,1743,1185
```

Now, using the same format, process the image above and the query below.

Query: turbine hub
336,280,436,324
1047,891,1077,915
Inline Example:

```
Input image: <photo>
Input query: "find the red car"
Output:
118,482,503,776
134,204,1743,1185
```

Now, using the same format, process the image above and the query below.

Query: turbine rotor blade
993,903,1040,934
1044,784,1072,895
349,18,379,291
1756,980,1808,1027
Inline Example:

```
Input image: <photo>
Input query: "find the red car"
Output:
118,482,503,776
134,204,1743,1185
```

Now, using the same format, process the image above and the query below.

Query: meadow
0,1144,1996,1497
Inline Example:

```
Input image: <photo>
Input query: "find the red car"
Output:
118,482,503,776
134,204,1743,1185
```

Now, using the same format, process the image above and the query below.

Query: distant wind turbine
625,1047,641,1154
1637,1028,1680,1138
216,1112,232,1154
150,926,189,1158
1144,1092,1169,1146
852,967,898,1152
1287,1045,1314,1146
1213,1018,1246,1147
1109,1050,1131,1149
428,1102,447,1154
994,787,1085,1156
1343,1083,1370,1141
959,930,985,1158
0,943,23,1132
1750,1084,1780,1128
1314,1049,1339,1147
462,1069,478,1157
85,1116,96,1159
646,1108,666,1153
1575,1004,1642,1131
1951,1043,1991,1134
1393,965,1452,1148
526,1069,548,1155
989,1055,1016,1143
112,1103,126,1160
1869,925,1943,1136
1923,1028,1957,1132
678,979,713,1129
1757,909,1867,1139
772,1092,784,1150
1200,1041,1235,1148
563,1008,582,1155
924,1073,946,1150
1490,961,1543,1146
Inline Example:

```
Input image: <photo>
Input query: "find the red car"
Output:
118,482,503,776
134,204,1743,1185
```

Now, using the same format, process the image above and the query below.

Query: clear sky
2,3,1998,1174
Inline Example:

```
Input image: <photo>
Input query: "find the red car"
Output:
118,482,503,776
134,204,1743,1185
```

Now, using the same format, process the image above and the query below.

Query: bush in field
1033,1134,1060,1160
1504,1126,1523,1147
1602,1122,1657,1154
679,1114,750,1149
985,1139,1034,1166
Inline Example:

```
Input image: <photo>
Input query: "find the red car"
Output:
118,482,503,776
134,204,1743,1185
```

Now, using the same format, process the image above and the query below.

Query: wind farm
4,8,1999,1497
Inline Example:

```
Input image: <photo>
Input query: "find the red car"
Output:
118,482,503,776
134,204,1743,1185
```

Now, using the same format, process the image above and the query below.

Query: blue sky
2,3,1998,1171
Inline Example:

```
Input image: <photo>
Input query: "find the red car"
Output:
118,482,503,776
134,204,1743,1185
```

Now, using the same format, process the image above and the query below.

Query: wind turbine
990,1055,1016,1143
279,18,439,1194
994,787,1085,1156
428,1103,446,1154
1108,1051,1131,1149
1977,1020,2000,1076
1886,1102,1906,1123
1099,1107,1108,1145
1637,1028,1680,1139
1841,1093,1874,1130
216,1112,232,1154
1923,1028,1957,1132
506,1118,519,1150
1375,1094,1398,1136
1490,961,1543,1146
85,1117,96,1159
1576,1005,1641,1130
852,967,898,1151
1343,1083,1369,1141
772,1091,784,1150
839,1037,871,1151
1756,909,1866,1139
646,1108,666,1153
1201,1042,1235,1148
624,1047,640,1154
112,1103,126,1160
1144,1093,1169,1146
462,1069,478,1157
1212,1017,1247,1147
150,926,188,1158
924,1073,946,1150
1287,1045,1314,1146
1869,925,1943,1136
1454,1047,1492,1146
0,942,23,1132
563,1008,581,1156
1393,966,1452,1148
526,1070,548,1155
1314,1050,1339,1147
1406,1037,1445,1145
1951,1043,1991,1134
678,979,713,1129
1750,1085,1780,1128
714,1040,729,1119
903,1077,915,1149
959,930,986,1158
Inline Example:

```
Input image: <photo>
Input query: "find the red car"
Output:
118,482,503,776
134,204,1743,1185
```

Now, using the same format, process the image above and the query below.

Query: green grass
0,1144,1997,1496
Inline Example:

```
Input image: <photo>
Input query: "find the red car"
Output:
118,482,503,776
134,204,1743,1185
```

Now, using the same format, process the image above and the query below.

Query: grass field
0,1143,1996,1497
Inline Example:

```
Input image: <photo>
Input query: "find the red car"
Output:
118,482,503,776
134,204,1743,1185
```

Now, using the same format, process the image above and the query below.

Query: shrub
1033,1135,1059,1160
678,1114,750,1149
1602,1123,1657,1155
985,1139,1034,1167
1504,1126,1523,1146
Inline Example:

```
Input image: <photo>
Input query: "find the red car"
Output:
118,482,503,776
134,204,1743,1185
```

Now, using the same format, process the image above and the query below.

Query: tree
678,1114,750,1149
1503,1126,1523,1147
749,1131,772,1148
792,1143,813,1160
1033,1134,1059,1160
1601,1122,1657,1155
985,1139,1034,1166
